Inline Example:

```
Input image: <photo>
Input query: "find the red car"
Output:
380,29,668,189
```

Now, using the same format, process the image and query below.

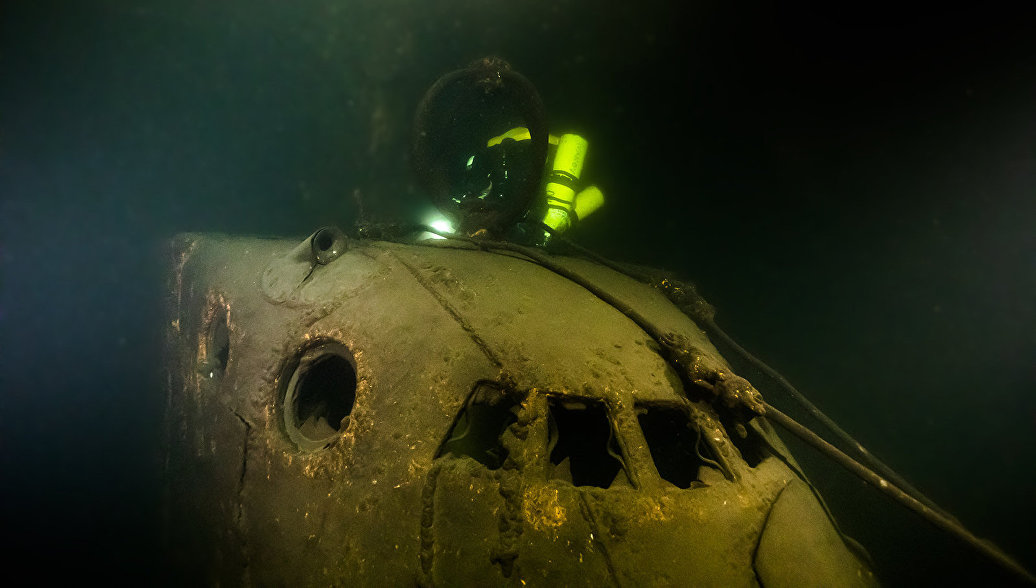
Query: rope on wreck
700,316,954,512
416,226,664,341
414,226,1036,585
760,402,1036,585
541,227,949,517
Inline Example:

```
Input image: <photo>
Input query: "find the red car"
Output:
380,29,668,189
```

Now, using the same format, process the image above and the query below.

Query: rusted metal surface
163,233,876,586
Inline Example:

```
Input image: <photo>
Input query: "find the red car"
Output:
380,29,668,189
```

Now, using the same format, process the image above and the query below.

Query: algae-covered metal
163,231,877,586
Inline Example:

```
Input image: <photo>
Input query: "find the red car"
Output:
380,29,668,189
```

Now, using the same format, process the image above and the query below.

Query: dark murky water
1,2,1033,584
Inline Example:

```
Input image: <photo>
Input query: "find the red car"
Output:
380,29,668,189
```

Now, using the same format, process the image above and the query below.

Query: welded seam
232,412,252,525
755,433,855,548
577,492,622,588
491,470,522,578
393,251,513,583
231,412,252,579
749,482,790,587
390,251,503,368
418,461,444,585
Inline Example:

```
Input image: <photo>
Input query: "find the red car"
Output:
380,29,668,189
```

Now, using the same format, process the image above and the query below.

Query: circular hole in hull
282,341,357,451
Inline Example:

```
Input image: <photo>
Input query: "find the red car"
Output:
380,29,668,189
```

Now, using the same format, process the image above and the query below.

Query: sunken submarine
163,226,877,586
162,57,1034,586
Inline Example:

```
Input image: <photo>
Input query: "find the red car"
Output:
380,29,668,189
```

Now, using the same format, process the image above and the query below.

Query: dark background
1,1,1033,584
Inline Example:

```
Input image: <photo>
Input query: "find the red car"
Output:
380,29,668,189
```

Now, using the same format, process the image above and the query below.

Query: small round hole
283,341,357,451
211,321,229,373
315,230,334,252
201,301,230,380
310,226,348,265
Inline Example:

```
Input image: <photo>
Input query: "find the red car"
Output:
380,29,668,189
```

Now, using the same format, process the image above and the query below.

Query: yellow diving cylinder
573,185,605,221
542,133,588,234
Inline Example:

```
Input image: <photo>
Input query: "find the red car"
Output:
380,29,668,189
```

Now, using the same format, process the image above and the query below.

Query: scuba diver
338,57,1036,585
402,58,1036,586
411,57,604,244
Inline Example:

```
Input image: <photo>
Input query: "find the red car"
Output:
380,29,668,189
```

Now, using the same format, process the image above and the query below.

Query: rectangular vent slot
547,398,628,488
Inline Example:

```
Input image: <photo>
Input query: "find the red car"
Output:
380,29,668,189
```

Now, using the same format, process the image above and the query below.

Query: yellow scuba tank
485,127,605,237
542,133,586,234
572,184,604,222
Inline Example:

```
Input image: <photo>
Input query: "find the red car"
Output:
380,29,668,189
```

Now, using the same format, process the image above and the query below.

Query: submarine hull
163,233,877,586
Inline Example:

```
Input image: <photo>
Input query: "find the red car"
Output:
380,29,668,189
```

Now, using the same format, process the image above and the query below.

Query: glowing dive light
430,218,454,235
420,212,455,240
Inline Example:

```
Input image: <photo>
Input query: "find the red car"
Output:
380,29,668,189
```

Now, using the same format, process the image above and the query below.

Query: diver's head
449,134,537,229
412,57,548,235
